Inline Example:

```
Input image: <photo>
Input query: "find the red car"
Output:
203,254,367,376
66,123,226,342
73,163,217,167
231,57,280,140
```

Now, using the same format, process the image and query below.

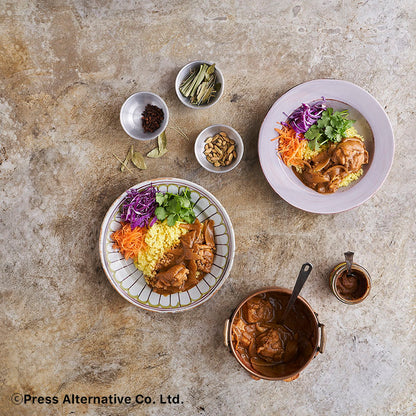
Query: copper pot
224,287,326,381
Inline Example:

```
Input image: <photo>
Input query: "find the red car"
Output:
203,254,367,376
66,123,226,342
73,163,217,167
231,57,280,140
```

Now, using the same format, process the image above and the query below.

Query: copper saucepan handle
223,319,230,348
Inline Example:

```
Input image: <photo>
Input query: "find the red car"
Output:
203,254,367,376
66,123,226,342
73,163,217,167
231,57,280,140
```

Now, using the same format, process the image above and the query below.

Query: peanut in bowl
194,124,244,173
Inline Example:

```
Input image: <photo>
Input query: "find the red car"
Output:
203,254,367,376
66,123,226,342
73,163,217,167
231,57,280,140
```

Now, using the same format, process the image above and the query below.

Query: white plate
99,178,235,312
258,79,394,214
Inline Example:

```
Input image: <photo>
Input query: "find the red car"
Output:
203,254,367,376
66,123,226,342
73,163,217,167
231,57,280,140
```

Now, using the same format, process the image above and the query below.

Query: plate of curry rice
99,178,235,312
258,79,394,214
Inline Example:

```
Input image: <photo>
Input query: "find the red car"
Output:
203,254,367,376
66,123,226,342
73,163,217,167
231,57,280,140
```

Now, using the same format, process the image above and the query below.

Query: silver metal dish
194,124,244,173
175,61,224,109
120,92,169,140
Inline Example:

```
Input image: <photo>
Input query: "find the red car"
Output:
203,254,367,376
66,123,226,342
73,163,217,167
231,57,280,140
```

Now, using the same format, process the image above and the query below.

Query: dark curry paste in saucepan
231,292,317,378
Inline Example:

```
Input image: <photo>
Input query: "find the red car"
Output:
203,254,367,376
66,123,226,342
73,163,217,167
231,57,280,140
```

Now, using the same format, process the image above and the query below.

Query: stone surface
1,1,415,415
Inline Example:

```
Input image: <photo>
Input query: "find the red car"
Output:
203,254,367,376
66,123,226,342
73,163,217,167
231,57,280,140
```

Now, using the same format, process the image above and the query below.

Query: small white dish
120,92,169,140
195,124,244,173
175,61,224,109
258,79,394,214
99,178,235,313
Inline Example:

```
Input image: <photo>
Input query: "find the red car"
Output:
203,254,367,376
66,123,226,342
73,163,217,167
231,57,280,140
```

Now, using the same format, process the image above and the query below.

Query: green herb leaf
179,63,219,105
308,138,320,151
325,125,334,137
131,150,147,169
179,196,191,208
206,64,215,76
304,108,355,150
168,198,180,212
181,211,195,224
158,131,167,151
167,213,178,226
146,148,161,158
154,187,195,226
147,132,168,158
155,193,166,205
120,145,134,172
113,153,134,174
317,118,326,129
304,125,320,142
155,206,167,220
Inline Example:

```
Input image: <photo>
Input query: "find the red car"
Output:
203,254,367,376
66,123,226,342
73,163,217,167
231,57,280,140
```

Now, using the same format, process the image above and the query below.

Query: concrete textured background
1,1,415,415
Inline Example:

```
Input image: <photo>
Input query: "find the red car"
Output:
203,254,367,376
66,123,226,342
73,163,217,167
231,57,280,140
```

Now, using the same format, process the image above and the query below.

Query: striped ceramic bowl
99,178,235,312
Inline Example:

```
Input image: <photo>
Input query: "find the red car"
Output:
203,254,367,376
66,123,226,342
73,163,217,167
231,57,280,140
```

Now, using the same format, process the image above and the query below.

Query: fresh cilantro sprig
304,108,355,151
154,187,196,226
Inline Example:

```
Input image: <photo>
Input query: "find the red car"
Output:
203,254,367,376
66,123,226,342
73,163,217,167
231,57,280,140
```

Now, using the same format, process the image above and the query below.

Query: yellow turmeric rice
134,220,187,278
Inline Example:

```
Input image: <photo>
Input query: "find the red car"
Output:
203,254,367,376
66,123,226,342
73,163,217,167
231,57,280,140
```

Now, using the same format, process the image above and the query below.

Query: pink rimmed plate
99,178,235,313
258,79,394,214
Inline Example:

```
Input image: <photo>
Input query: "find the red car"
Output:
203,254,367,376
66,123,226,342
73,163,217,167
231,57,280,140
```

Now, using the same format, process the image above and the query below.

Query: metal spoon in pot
281,262,313,323
344,251,354,276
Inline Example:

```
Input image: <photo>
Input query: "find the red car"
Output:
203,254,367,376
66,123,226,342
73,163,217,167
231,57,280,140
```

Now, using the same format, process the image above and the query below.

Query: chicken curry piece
231,293,316,378
149,219,215,295
294,136,369,193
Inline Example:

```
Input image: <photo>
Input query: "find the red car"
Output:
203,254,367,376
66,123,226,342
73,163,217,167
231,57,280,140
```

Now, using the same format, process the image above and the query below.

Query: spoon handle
344,251,354,276
282,262,313,322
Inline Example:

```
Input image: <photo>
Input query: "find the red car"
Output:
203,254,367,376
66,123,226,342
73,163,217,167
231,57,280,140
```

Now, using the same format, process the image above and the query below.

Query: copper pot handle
318,323,326,354
223,319,230,348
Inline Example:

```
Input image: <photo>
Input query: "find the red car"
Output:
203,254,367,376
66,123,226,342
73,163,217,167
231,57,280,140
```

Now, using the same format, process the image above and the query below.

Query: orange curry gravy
294,137,369,193
231,293,317,378
149,219,215,295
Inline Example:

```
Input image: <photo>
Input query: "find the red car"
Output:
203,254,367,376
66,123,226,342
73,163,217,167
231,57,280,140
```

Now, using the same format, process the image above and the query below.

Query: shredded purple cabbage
120,185,158,229
286,98,326,134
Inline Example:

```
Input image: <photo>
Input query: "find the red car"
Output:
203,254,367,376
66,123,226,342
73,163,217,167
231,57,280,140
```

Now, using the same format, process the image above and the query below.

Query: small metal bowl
195,124,244,173
120,92,169,140
175,61,224,109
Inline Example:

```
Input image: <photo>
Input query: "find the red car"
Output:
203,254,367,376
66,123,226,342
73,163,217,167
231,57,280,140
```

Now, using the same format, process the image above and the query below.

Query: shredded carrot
112,222,147,260
271,124,306,167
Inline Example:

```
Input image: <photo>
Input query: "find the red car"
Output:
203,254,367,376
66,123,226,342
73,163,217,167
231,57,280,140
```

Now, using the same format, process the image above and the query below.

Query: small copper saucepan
224,287,326,381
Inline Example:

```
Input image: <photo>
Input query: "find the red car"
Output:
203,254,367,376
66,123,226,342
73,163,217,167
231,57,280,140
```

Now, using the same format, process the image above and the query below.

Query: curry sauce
294,136,369,193
231,293,316,378
149,219,215,295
